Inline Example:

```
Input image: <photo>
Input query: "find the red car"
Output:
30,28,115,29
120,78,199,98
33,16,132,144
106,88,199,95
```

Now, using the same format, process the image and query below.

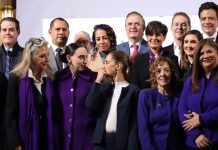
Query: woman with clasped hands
137,57,185,150
179,39,218,150
86,50,140,150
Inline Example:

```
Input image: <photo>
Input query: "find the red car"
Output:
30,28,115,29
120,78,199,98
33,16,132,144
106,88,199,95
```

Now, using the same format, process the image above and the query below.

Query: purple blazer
138,88,185,150
54,66,97,150
6,75,57,150
179,68,218,148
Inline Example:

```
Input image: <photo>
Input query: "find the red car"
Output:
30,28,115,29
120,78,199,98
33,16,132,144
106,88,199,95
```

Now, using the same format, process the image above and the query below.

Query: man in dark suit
198,2,218,44
0,17,23,150
165,12,191,62
116,11,149,58
0,17,23,79
48,17,70,72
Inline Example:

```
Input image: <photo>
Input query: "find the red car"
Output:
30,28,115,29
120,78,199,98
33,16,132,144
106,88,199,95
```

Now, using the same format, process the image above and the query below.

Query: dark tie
132,44,139,60
55,48,63,71
5,50,11,79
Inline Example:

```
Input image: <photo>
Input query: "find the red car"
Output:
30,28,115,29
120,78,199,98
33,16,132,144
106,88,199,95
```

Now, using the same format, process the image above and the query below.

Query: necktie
132,44,139,60
55,48,63,71
5,50,11,79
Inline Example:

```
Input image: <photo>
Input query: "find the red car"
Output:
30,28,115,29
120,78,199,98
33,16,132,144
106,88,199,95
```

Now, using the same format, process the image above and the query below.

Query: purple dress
54,66,97,150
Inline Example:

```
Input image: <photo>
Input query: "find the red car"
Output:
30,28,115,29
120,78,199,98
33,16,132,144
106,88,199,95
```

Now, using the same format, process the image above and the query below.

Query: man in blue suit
116,11,149,58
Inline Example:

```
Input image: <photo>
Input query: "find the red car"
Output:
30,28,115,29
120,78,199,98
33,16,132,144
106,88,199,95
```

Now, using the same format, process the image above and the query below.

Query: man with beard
48,17,70,72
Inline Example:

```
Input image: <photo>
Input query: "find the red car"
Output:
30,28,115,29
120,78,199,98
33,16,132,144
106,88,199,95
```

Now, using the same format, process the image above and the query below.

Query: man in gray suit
116,11,149,59
48,17,70,72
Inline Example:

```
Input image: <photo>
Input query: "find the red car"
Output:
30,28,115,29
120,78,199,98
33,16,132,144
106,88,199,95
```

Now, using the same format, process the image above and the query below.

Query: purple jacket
6,75,57,150
138,88,185,150
179,68,218,148
54,66,97,150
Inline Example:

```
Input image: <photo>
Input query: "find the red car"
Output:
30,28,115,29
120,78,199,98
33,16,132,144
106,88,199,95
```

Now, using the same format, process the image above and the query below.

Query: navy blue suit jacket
116,39,149,56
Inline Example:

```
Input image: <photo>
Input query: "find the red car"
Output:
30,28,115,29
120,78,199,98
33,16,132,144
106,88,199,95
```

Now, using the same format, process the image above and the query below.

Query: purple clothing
138,88,185,150
54,66,97,150
179,68,218,148
6,75,57,150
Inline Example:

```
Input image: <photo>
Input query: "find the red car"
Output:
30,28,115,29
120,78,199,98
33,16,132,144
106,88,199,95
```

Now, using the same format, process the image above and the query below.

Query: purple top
54,66,97,150
179,68,218,148
148,48,163,66
138,88,185,150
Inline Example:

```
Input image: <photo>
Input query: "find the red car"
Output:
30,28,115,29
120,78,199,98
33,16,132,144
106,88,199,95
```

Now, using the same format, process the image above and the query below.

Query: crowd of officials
0,1,218,150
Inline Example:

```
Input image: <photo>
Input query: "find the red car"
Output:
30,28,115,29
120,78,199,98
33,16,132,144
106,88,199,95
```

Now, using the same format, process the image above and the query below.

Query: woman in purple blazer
54,43,97,150
138,57,186,150
5,37,57,150
179,39,218,150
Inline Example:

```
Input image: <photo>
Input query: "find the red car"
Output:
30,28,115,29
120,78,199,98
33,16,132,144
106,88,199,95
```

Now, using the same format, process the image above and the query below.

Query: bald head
74,31,93,53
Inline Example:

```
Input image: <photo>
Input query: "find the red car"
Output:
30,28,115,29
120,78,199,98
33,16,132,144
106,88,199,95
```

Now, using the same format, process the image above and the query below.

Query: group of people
0,1,218,150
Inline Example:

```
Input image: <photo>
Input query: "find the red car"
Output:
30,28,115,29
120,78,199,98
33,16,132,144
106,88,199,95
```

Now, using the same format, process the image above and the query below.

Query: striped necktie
5,50,11,79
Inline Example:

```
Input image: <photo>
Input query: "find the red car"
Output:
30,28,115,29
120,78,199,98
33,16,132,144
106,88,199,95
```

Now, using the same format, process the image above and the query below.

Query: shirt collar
28,69,47,83
128,40,142,48
50,43,65,52
202,31,217,40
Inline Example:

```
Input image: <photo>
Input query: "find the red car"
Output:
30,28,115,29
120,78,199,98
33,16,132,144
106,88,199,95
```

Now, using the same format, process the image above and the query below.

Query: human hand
183,112,200,131
195,134,213,149
95,69,105,83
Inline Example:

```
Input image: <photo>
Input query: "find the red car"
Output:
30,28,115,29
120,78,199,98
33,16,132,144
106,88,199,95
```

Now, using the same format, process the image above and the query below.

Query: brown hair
148,57,180,91
109,50,133,82
180,30,203,71
192,39,218,92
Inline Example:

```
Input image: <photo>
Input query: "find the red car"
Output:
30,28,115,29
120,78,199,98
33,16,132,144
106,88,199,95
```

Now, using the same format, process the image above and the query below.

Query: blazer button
67,134,71,138
70,88,74,92
69,104,73,107
69,118,72,122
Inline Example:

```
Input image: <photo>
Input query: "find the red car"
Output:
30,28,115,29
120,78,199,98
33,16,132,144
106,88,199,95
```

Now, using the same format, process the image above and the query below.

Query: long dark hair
192,39,218,92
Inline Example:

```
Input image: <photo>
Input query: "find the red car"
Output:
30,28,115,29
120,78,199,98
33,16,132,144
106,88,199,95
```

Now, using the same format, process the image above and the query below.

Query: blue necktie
5,50,11,79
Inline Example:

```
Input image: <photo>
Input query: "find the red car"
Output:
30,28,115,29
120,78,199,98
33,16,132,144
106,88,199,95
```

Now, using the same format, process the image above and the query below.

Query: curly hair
148,57,180,91
92,24,117,52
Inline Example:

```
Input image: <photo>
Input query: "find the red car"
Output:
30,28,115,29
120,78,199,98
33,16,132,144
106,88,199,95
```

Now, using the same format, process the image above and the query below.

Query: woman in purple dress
54,43,97,150
179,39,218,150
138,57,186,150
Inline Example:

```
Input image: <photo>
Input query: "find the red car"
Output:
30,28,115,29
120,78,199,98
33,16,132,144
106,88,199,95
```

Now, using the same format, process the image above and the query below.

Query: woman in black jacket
86,50,140,150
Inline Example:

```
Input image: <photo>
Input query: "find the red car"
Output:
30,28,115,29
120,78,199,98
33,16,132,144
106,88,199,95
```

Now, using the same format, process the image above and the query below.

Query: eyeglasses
30,37,46,48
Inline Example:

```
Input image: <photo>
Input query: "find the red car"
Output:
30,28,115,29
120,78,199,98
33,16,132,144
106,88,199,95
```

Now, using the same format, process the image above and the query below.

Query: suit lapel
48,47,58,72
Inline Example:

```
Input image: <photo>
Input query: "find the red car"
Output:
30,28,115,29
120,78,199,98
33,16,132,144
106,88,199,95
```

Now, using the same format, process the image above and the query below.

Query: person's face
104,54,118,78
171,15,190,41
67,47,88,72
156,62,172,88
32,46,49,72
125,14,144,42
48,20,70,47
183,34,199,58
74,33,93,52
200,9,218,37
0,20,20,48
95,29,110,52
199,44,218,72
146,33,165,51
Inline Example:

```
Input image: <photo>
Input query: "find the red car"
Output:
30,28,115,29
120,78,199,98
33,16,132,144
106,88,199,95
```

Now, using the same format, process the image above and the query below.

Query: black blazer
86,82,141,150
164,43,175,55
131,48,179,89
216,34,218,44
0,42,23,74
0,73,7,149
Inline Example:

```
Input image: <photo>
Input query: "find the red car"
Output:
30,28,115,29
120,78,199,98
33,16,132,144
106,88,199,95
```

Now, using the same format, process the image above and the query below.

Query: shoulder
116,42,128,49
54,67,71,81
141,39,148,46
139,88,156,96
